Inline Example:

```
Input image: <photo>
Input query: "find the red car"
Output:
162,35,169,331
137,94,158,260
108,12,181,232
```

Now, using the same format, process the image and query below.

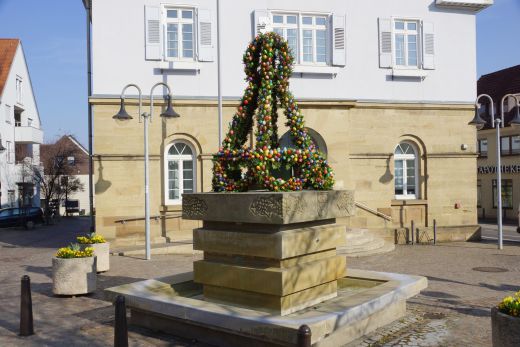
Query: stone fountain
105,32,426,346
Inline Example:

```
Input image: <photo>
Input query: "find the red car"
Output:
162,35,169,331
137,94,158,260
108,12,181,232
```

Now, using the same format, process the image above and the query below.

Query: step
345,229,368,239
338,238,386,254
345,233,375,246
343,242,396,258
345,229,375,246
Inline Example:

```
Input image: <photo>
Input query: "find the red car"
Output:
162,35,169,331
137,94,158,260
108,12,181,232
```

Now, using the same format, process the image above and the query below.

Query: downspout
216,0,223,146
84,0,95,231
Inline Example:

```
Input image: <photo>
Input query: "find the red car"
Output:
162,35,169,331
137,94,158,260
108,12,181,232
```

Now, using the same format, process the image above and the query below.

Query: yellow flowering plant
77,232,106,244
56,243,94,259
498,291,520,317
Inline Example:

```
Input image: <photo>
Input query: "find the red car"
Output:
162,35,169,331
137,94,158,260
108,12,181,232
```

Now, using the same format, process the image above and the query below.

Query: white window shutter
197,9,214,62
254,9,271,37
332,14,346,66
145,5,162,61
378,18,392,68
422,22,435,70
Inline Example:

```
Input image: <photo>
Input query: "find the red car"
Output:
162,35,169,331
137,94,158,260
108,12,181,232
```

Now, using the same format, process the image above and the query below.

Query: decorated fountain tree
212,32,335,192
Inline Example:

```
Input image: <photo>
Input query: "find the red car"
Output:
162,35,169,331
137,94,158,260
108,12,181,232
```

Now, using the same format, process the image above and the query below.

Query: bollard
433,219,437,245
20,275,34,336
410,220,415,245
114,295,128,347
297,324,311,347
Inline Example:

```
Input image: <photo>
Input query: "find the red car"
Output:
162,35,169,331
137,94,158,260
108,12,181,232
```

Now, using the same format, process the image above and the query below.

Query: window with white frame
272,14,299,59
15,77,22,104
378,18,434,70
165,8,194,60
394,20,419,67
394,142,419,199
271,13,328,65
301,15,328,64
165,141,196,204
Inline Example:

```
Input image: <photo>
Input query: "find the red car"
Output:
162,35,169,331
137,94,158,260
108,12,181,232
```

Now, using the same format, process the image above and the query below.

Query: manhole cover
472,267,508,273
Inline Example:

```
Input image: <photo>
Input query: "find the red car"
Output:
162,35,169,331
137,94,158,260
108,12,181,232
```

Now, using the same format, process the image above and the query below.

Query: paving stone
1,219,519,347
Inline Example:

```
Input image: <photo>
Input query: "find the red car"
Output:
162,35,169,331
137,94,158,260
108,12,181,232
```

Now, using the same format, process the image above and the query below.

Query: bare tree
57,175,85,216
25,137,86,222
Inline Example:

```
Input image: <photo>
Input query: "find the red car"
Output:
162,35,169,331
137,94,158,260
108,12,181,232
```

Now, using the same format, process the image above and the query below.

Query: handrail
114,213,182,224
355,202,392,221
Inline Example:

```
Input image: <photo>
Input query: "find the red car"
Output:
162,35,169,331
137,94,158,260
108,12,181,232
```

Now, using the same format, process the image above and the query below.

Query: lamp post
469,93,520,250
113,83,180,260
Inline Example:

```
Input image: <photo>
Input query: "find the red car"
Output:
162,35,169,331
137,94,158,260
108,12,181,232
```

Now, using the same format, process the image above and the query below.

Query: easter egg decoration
212,32,334,192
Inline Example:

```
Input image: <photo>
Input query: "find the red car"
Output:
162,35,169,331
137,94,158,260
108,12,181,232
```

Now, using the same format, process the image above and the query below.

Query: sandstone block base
184,191,354,316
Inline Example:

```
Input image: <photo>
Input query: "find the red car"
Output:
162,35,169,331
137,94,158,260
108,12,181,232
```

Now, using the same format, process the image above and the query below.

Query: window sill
392,69,428,79
292,65,339,76
159,61,201,72
391,199,428,206
162,204,182,212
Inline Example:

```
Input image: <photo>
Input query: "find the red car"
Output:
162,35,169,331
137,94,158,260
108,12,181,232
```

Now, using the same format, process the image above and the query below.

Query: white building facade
0,39,43,209
85,0,492,244
90,0,491,102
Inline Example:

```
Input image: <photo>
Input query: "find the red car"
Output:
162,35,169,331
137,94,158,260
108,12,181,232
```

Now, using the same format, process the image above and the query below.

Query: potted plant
52,243,96,296
492,291,520,346
77,233,110,272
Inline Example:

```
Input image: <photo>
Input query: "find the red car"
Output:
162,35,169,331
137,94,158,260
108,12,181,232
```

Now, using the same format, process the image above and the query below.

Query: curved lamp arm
149,82,172,121
476,94,496,129
119,84,143,122
502,94,520,127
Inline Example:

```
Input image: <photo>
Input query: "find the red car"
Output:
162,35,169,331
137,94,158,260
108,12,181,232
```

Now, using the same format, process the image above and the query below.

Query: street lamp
114,82,180,260
469,93,520,250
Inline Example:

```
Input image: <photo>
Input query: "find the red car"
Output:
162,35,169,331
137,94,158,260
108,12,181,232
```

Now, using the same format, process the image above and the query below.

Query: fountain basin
105,269,427,346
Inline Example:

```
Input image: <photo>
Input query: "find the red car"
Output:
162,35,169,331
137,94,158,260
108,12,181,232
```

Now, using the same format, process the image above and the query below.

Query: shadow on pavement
0,217,90,249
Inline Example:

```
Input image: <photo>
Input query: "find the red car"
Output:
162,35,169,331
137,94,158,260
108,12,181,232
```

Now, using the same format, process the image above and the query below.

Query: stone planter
492,306,520,347
52,256,97,296
83,242,110,272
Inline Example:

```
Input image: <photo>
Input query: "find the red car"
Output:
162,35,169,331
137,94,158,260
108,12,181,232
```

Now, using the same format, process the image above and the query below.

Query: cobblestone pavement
1,219,519,346
346,240,520,347
0,218,207,347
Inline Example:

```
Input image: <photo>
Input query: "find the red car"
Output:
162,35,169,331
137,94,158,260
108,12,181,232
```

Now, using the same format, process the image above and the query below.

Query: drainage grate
472,267,508,273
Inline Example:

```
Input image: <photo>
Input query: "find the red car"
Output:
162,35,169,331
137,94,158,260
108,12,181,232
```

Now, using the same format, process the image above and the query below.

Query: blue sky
0,0,519,146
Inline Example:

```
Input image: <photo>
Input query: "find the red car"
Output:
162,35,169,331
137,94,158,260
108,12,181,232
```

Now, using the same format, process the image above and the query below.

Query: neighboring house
40,135,90,216
83,0,492,245
476,65,520,222
0,39,43,209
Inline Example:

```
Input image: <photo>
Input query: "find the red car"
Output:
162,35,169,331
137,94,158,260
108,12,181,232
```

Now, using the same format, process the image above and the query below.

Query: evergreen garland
212,32,335,192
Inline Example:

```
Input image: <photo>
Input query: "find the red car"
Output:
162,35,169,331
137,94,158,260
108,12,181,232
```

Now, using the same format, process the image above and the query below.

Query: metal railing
355,202,392,221
114,213,182,224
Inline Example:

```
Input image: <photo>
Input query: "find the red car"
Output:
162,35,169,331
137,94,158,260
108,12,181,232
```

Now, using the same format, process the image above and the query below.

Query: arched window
165,141,196,204
394,142,418,199
279,128,328,157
